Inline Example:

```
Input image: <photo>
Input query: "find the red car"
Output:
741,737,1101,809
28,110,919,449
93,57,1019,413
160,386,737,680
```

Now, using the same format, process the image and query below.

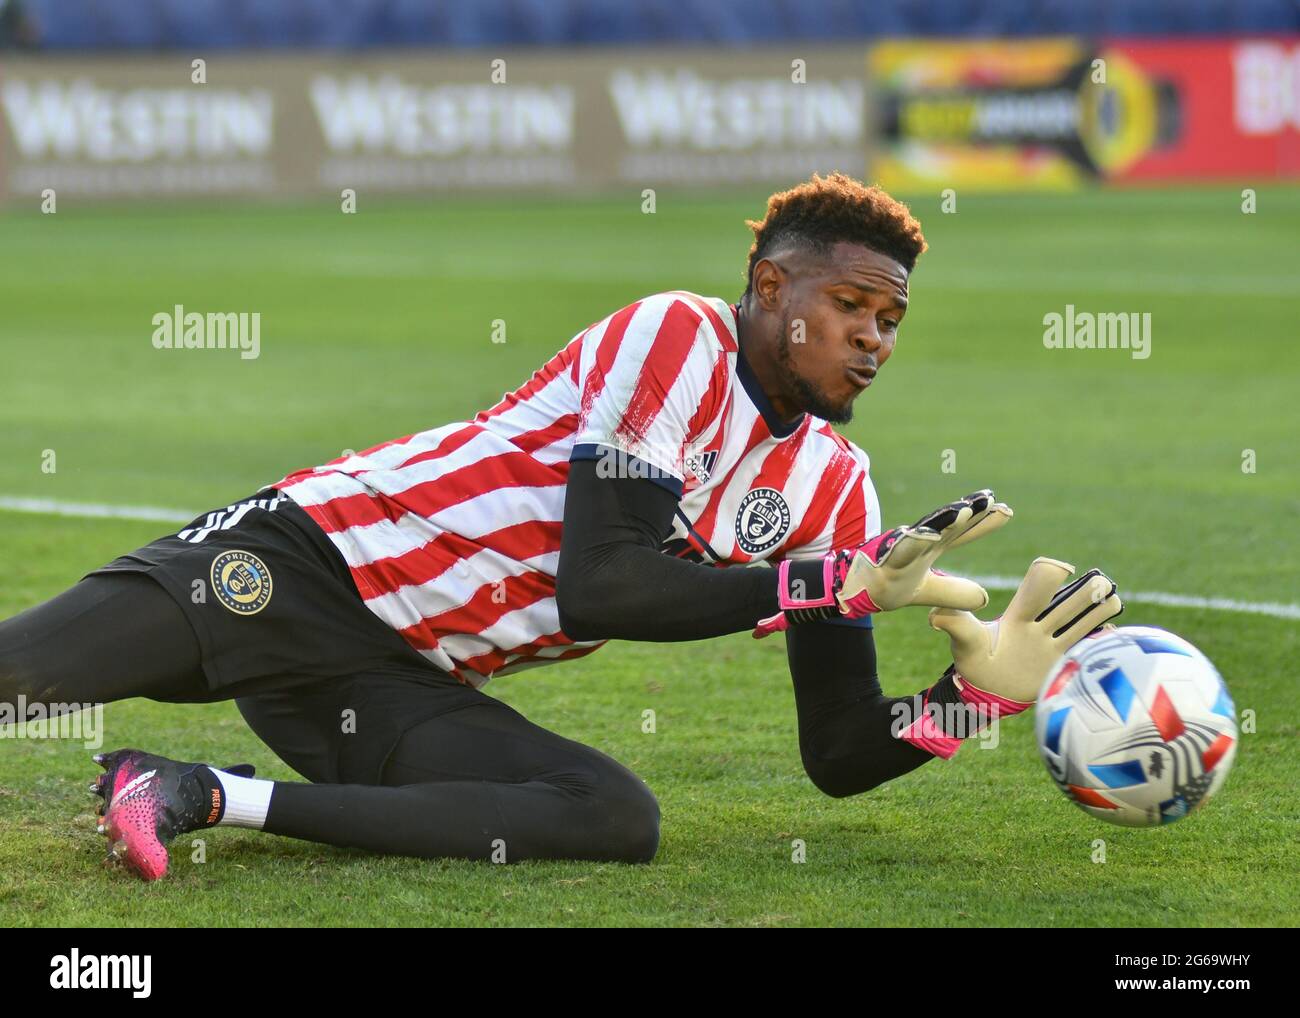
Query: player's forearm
557,541,778,642
557,457,779,642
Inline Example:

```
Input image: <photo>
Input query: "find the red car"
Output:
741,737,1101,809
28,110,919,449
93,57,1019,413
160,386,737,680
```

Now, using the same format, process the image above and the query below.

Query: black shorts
89,489,489,784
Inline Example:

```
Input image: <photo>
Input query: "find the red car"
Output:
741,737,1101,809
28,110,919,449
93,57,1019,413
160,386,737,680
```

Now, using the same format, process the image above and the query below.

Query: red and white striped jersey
272,291,880,687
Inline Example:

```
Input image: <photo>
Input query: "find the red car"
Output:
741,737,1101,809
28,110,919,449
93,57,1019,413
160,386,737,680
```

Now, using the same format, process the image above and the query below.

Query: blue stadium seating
18,0,1300,51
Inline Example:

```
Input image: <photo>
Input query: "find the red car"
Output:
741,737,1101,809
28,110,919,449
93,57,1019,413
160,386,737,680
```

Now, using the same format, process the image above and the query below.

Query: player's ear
751,256,788,310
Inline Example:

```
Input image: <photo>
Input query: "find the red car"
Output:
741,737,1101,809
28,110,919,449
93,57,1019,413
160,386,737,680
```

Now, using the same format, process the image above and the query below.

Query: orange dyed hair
743,172,926,297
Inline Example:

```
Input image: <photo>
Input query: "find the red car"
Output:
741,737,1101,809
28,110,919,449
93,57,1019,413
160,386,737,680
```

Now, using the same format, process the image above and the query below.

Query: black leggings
264,704,659,863
0,573,209,705
0,574,659,864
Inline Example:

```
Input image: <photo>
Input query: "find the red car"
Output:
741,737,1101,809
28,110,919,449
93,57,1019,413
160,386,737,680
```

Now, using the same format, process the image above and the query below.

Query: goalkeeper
0,173,1121,879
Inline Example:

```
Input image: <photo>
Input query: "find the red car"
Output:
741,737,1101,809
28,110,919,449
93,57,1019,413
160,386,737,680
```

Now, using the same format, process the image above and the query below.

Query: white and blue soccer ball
1034,625,1237,827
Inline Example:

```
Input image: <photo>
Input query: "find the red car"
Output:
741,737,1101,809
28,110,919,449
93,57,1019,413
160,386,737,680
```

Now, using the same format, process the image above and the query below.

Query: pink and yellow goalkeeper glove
899,558,1125,759
929,557,1124,707
752,489,1013,638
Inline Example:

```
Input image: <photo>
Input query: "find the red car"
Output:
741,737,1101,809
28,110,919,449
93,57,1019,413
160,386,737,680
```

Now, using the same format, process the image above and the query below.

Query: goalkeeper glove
900,557,1124,759
752,489,1012,638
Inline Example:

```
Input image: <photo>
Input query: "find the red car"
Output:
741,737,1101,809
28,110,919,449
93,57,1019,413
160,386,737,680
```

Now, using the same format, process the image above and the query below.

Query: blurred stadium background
3,1,1300,197
3,0,1300,48
1,2,1297,926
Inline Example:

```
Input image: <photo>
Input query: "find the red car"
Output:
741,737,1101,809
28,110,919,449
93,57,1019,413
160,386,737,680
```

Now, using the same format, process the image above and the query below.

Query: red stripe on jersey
729,418,809,563
345,435,414,462
284,426,488,509
274,467,317,488
477,332,584,423
414,450,567,516
404,569,558,649
301,488,404,534
472,518,563,563
458,629,588,677
513,413,580,454
501,643,603,674
831,472,869,549
275,434,413,488
780,443,858,555
749,417,808,490
350,519,563,601
816,420,852,453
340,436,416,474
352,528,481,599
392,423,486,472
307,449,566,535
579,301,642,420
669,291,739,353
615,299,703,447
685,348,731,444
689,415,768,549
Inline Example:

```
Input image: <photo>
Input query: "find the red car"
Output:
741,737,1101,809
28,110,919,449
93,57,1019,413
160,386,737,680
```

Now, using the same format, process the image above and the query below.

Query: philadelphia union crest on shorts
210,550,273,615
735,487,791,554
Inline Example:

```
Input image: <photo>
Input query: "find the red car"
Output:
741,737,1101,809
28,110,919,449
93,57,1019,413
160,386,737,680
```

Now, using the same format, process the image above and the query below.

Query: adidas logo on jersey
684,449,719,483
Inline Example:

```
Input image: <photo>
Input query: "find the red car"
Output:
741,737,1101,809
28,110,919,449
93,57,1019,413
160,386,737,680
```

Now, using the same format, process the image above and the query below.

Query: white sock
210,768,273,829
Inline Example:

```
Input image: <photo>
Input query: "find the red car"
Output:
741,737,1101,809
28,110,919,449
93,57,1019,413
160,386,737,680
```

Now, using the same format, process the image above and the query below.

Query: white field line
970,575,1300,622
0,495,193,524
0,496,1295,621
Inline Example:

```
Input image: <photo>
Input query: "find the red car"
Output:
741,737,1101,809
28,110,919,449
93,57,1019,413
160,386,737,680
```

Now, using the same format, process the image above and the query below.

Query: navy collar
731,303,805,439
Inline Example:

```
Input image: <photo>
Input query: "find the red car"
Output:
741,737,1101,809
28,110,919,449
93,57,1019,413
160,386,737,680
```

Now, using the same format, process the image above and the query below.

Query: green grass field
0,186,1297,927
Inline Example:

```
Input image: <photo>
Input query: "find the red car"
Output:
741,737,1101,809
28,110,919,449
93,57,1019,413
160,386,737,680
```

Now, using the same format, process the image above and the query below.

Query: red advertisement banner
1105,37,1300,180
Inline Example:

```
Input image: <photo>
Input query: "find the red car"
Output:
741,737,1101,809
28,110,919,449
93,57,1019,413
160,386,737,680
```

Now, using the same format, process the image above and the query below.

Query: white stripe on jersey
313,424,466,479
308,427,506,505
482,365,579,440
321,486,561,570
362,544,528,631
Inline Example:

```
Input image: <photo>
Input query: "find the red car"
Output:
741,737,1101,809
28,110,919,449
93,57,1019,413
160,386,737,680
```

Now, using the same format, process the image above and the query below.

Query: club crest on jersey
735,487,791,554
210,550,273,616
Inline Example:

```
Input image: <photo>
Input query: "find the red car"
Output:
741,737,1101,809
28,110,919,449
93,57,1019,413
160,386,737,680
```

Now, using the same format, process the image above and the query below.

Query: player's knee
609,782,661,863
592,766,660,863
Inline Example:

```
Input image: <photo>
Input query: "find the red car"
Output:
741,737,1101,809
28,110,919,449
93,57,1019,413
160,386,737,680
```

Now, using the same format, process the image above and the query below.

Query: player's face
776,244,909,424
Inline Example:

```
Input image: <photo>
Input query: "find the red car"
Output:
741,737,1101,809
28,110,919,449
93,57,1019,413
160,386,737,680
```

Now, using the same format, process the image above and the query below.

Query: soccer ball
1034,625,1237,827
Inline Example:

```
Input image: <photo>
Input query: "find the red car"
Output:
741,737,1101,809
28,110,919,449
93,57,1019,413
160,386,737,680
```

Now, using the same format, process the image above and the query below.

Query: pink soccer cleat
89,748,254,881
